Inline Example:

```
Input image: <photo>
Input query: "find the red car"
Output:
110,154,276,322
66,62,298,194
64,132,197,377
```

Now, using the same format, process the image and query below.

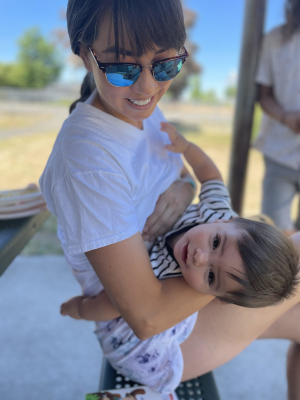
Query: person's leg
179,286,300,388
258,303,300,400
262,157,297,235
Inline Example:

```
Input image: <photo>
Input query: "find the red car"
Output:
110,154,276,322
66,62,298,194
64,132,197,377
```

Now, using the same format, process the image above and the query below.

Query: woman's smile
126,96,155,109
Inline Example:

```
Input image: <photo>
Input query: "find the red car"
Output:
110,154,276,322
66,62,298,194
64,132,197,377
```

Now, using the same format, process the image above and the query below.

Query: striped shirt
150,180,237,280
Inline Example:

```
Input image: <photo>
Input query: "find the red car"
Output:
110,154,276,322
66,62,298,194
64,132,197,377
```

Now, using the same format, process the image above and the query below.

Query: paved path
0,102,69,139
0,255,290,400
0,101,233,140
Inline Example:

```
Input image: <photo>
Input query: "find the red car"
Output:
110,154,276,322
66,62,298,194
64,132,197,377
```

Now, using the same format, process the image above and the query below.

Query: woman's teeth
128,98,152,106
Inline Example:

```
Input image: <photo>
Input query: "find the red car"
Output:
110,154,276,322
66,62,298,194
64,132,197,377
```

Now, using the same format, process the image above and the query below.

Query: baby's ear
215,298,227,305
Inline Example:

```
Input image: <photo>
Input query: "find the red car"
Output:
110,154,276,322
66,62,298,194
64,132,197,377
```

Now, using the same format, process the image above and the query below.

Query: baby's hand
60,295,85,320
160,122,190,154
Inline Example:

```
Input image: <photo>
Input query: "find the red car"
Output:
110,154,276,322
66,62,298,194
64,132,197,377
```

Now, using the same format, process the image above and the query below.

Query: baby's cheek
185,270,204,293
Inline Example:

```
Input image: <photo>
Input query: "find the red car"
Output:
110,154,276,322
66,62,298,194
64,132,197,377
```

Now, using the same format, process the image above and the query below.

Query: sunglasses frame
88,45,189,87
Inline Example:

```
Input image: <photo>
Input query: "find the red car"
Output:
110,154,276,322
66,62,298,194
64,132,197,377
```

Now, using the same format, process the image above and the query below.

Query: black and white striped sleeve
199,180,233,212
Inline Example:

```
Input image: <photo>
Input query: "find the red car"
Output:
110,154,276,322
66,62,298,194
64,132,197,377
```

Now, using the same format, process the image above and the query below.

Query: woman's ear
79,46,93,72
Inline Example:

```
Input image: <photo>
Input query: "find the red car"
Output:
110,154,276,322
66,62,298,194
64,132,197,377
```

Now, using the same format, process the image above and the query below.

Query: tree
18,28,62,87
189,75,218,103
0,28,62,88
167,5,201,100
51,9,84,69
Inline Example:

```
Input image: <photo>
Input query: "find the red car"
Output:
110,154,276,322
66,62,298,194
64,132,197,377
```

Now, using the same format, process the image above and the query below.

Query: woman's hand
142,178,195,241
60,296,84,320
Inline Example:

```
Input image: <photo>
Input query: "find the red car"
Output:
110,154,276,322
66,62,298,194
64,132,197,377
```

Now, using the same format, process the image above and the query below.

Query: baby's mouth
181,243,188,263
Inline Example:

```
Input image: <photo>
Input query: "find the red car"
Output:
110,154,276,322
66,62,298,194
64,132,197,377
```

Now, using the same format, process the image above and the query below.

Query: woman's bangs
109,0,186,60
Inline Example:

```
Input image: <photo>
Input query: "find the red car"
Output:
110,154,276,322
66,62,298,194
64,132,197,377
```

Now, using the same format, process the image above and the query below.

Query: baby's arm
161,122,223,184
61,290,120,321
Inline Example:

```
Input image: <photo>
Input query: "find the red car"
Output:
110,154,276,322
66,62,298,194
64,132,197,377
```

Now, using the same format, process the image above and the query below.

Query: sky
0,0,286,98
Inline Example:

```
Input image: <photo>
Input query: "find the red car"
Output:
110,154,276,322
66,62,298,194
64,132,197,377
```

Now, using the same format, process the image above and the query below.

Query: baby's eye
212,234,220,250
208,269,215,286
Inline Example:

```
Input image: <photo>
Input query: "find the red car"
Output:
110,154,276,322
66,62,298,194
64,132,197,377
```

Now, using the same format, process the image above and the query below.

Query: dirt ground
0,100,298,253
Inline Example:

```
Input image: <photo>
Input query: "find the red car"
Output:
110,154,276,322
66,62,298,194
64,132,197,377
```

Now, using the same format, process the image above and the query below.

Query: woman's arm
85,233,214,340
259,84,300,133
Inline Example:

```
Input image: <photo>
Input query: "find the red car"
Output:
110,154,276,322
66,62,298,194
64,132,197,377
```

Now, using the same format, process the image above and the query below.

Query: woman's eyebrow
102,46,168,56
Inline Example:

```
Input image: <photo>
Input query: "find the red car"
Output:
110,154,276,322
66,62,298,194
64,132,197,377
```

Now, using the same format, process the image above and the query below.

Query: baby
61,123,299,393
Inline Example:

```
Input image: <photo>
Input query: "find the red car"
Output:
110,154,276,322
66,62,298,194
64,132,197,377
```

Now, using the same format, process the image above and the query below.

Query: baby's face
173,220,245,298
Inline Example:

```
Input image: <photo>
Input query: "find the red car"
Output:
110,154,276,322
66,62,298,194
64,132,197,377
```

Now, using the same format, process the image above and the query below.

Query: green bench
99,359,220,400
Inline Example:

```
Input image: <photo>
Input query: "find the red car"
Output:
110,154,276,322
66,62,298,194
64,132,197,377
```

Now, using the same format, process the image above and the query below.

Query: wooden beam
228,0,266,214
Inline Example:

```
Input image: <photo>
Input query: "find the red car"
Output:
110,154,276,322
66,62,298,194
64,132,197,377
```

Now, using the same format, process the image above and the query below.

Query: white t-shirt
253,25,300,170
39,102,183,295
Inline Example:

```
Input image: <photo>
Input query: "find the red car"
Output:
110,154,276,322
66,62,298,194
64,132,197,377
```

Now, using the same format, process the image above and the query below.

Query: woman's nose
132,67,157,97
193,248,209,267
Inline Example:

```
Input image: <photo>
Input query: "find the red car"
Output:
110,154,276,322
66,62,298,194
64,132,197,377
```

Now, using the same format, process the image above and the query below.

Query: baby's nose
193,248,209,267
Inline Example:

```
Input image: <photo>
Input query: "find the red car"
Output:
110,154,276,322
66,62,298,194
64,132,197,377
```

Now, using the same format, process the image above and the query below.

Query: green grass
252,104,263,141
0,103,267,255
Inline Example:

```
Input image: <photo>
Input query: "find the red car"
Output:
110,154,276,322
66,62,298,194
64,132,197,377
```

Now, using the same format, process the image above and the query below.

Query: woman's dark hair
218,218,299,308
67,0,186,113
282,0,300,39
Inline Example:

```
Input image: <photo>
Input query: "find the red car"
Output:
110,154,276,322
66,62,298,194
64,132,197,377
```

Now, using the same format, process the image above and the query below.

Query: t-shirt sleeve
255,32,273,86
199,180,234,214
53,171,139,254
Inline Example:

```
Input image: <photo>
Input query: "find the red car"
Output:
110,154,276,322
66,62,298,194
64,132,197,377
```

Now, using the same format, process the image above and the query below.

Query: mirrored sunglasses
88,46,189,88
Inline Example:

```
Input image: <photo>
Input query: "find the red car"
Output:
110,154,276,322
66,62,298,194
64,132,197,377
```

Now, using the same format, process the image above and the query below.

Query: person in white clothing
254,0,300,236
40,1,300,399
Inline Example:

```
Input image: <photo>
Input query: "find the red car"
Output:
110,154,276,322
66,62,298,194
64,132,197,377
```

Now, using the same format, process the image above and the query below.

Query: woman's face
82,20,178,128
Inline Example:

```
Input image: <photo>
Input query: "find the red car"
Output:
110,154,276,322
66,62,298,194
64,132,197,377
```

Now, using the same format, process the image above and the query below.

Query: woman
40,1,300,399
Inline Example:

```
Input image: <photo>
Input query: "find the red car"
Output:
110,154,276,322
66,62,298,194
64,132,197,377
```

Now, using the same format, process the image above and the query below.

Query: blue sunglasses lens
154,59,183,82
106,65,140,87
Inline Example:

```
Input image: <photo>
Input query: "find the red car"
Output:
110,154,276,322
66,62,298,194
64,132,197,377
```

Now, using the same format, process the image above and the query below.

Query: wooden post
228,0,266,214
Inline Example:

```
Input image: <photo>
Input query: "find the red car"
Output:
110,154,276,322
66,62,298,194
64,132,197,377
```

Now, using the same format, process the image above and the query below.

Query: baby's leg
179,283,300,381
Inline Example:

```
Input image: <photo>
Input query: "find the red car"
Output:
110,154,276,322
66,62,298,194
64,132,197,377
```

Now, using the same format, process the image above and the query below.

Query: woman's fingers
142,179,193,240
142,194,168,240
144,207,176,240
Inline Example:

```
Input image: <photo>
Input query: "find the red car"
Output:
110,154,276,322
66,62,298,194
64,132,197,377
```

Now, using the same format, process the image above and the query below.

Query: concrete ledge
0,255,290,400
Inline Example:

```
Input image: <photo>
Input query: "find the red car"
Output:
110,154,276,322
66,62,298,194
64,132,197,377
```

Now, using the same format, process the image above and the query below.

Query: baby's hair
67,0,186,113
218,218,300,308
